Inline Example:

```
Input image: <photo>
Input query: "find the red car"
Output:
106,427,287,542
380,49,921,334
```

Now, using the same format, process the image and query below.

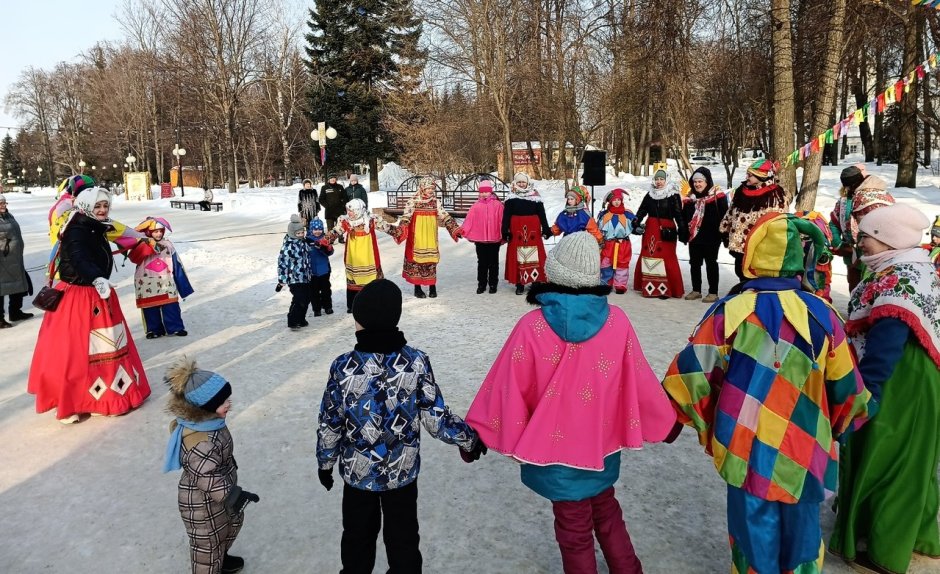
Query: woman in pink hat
830,203,940,574
458,178,504,294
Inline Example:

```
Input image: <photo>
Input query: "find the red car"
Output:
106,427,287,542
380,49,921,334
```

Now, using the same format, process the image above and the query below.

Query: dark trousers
142,302,185,335
341,481,422,574
310,273,332,312
288,283,311,326
1,293,25,317
689,241,720,294
732,251,745,282
474,242,500,289
347,289,358,312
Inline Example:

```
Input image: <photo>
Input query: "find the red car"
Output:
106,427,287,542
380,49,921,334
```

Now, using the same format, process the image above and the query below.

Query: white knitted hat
545,231,600,288
858,203,929,249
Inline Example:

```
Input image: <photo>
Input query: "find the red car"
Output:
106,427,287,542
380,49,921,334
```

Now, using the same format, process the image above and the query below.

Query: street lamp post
21,168,25,187
172,144,187,197
311,122,337,167
78,159,86,174
36,166,42,188
126,154,137,171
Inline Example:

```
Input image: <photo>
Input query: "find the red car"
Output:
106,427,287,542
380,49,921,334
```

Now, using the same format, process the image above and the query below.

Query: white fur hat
545,231,601,288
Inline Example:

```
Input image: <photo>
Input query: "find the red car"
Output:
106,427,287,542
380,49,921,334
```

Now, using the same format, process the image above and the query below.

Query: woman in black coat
681,167,728,302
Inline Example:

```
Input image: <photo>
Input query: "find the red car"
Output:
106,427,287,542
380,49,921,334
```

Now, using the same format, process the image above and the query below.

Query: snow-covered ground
1,162,937,573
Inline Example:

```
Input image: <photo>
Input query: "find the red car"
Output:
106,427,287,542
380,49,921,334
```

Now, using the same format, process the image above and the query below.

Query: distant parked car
690,155,719,165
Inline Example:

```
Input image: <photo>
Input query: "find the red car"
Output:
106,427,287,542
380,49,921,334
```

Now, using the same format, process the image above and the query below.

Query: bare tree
4,67,57,185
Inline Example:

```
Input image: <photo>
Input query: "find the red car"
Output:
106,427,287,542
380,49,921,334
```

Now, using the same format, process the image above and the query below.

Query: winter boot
8,311,34,321
702,293,719,303
221,554,245,574
0,317,11,329
515,284,525,295
488,285,497,294
414,285,427,299
428,285,437,298
325,306,334,315
684,291,702,301
477,284,486,294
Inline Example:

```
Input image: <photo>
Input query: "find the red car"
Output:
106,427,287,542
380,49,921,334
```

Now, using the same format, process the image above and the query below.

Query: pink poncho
466,305,677,470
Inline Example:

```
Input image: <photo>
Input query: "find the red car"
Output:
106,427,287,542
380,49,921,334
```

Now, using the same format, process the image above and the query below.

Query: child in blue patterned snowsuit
316,279,486,573
305,217,334,316
276,214,312,330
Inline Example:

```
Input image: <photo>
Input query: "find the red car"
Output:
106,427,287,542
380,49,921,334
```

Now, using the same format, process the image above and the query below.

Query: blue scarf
163,417,227,472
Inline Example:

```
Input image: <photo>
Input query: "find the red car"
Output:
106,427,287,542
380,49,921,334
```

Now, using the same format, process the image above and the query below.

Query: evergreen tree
304,0,425,183
0,134,21,182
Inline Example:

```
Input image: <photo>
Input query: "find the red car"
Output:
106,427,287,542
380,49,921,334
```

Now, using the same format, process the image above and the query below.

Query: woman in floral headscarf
830,203,940,574
329,198,385,313
502,172,551,295
384,177,460,298
632,165,688,298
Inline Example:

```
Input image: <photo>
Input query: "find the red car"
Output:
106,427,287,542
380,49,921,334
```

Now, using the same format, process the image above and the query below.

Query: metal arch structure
385,173,509,218
453,173,510,194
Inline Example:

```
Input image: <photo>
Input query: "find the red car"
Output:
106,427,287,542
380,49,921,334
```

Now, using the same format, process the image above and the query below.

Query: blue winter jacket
317,345,478,491
305,227,333,277
277,235,312,284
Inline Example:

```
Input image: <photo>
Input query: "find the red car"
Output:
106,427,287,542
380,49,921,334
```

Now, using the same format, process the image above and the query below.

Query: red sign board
512,149,541,166
160,183,174,198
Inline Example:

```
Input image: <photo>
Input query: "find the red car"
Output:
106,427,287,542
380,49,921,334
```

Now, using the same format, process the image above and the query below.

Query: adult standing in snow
829,203,940,574
682,167,728,303
328,198,385,313
0,194,33,328
384,177,460,298
829,165,895,293
458,179,505,294
297,178,319,223
320,174,347,242
502,172,551,295
632,165,688,298
719,159,790,283
28,187,152,424
344,174,367,208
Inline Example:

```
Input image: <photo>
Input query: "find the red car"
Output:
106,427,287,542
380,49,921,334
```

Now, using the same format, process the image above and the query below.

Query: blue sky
0,1,124,133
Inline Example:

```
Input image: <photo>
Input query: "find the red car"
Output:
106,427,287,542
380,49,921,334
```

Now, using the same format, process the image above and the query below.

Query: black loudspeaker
582,150,607,186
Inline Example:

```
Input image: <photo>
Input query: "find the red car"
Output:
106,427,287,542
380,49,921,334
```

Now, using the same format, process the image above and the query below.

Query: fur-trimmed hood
165,357,222,423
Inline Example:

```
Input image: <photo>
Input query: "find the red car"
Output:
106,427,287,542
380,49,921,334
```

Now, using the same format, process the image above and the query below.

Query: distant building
498,141,597,178
170,166,205,188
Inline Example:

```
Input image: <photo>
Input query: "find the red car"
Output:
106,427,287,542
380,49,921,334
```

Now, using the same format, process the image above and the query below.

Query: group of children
277,214,334,328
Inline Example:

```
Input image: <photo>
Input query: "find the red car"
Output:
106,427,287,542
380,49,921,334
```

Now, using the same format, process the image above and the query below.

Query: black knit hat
353,279,402,330
840,166,865,192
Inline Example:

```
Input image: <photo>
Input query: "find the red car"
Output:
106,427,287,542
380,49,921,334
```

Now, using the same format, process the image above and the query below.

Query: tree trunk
896,7,920,188
796,0,845,211
369,156,379,191
771,0,797,200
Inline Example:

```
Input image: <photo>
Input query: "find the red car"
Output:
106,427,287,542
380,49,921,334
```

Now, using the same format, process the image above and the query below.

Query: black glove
459,438,488,463
275,283,284,293
318,467,335,491
631,224,645,236
502,233,512,243
224,485,260,515
664,421,684,444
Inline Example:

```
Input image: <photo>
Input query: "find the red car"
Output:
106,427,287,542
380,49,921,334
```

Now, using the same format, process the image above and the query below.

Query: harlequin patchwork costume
134,217,194,338
466,232,678,573
633,166,688,298
328,198,384,313
830,204,940,574
662,213,871,574
163,358,258,574
596,188,635,293
502,172,551,294
317,279,481,573
385,177,460,298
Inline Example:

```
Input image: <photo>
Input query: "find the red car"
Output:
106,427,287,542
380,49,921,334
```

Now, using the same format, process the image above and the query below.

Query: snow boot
172,330,188,337
477,285,486,294
684,291,702,301
325,307,334,315
428,285,437,298
702,293,718,303
0,318,11,329
221,554,245,574
489,285,497,294
414,285,427,299
8,311,34,321
515,284,525,295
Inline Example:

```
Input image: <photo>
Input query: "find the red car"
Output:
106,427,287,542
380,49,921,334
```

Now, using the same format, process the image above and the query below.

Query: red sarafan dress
502,188,551,286
633,185,688,298
28,211,151,419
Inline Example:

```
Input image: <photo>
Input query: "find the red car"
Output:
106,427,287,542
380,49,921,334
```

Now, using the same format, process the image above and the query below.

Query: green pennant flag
824,129,834,144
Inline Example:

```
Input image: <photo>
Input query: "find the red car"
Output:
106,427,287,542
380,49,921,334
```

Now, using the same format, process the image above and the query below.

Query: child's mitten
318,468,334,491
225,485,260,515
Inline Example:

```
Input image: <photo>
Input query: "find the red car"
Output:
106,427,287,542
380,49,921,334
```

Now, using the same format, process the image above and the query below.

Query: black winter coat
682,167,728,247
501,197,551,240
320,182,347,219
58,213,113,285
635,193,689,242
298,187,320,219
345,183,368,207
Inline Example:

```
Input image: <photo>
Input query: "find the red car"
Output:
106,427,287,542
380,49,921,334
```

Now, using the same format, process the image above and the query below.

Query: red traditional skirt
633,217,685,298
504,215,546,285
28,283,151,419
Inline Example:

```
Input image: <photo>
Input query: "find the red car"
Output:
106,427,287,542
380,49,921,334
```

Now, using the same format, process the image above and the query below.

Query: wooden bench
170,200,223,212
383,189,504,218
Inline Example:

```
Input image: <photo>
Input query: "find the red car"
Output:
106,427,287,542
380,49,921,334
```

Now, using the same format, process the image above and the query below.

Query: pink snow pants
551,486,643,574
